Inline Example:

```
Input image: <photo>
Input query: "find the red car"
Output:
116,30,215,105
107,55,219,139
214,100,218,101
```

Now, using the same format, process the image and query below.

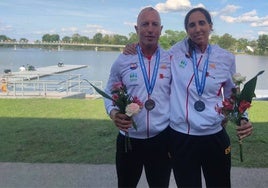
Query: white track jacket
105,47,172,139
169,38,236,136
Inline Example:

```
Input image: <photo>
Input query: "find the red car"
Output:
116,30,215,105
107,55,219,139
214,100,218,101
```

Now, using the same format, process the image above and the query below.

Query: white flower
125,103,141,117
232,73,246,86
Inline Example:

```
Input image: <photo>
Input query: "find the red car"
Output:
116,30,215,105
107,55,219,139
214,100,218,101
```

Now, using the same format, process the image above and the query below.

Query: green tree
218,33,236,51
160,30,186,49
42,34,51,42
128,32,138,44
111,34,128,45
236,38,249,53
19,38,28,43
102,34,111,44
257,34,268,55
71,33,81,43
93,33,103,44
0,35,11,41
42,34,60,42
70,34,89,43
1,30,267,55
159,37,170,49
209,35,220,45
50,34,60,42
79,36,90,43
62,36,71,43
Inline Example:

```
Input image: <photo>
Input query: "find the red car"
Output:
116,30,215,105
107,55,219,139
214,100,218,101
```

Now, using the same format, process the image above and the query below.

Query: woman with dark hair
169,7,252,187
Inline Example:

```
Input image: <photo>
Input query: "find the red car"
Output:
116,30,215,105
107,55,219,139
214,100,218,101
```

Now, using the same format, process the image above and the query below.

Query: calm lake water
0,48,267,91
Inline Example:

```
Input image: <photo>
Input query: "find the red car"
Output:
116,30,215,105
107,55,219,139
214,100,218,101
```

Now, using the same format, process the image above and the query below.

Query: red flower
215,104,222,114
112,81,124,91
132,96,143,108
238,100,251,113
112,94,119,100
222,99,234,111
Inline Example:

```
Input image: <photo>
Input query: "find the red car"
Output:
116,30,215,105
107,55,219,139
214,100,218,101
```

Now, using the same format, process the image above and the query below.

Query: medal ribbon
192,45,210,96
136,45,160,95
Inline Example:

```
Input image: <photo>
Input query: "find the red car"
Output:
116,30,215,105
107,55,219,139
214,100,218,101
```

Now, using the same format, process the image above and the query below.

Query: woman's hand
123,43,137,55
237,119,253,139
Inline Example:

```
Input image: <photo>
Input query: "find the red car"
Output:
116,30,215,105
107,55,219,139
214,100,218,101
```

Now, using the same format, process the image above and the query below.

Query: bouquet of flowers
218,70,264,162
83,79,143,152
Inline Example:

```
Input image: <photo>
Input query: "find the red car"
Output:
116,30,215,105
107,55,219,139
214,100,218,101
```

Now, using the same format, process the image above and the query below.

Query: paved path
0,163,267,188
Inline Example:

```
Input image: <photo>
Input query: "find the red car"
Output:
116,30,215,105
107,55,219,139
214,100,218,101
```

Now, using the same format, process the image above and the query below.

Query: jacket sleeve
104,55,122,116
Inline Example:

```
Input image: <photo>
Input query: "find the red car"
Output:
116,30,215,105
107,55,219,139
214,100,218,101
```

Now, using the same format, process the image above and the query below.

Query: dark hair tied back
187,38,195,58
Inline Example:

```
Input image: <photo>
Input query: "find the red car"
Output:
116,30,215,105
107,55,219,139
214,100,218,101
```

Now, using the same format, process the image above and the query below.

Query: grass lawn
226,100,268,167
0,98,117,164
0,98,267,167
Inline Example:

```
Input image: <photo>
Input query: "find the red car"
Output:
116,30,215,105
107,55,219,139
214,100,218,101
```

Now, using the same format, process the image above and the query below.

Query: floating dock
0,64,104,99
2,64,88,82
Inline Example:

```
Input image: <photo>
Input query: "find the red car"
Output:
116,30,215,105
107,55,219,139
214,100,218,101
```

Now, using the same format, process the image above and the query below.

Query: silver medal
194,100,205,112
145,99,155,111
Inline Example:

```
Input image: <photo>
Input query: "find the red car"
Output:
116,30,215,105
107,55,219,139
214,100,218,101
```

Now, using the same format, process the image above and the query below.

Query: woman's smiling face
186,10,212,52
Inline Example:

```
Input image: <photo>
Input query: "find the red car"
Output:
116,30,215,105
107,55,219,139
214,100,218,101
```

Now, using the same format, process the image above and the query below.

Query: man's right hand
110,109,132,132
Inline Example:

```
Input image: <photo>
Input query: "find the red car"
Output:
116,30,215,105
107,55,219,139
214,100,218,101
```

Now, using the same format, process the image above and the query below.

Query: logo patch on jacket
130,72,137,81
209,63,216,69
160,64,167,69
130,63,138,70
179,60,187,68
